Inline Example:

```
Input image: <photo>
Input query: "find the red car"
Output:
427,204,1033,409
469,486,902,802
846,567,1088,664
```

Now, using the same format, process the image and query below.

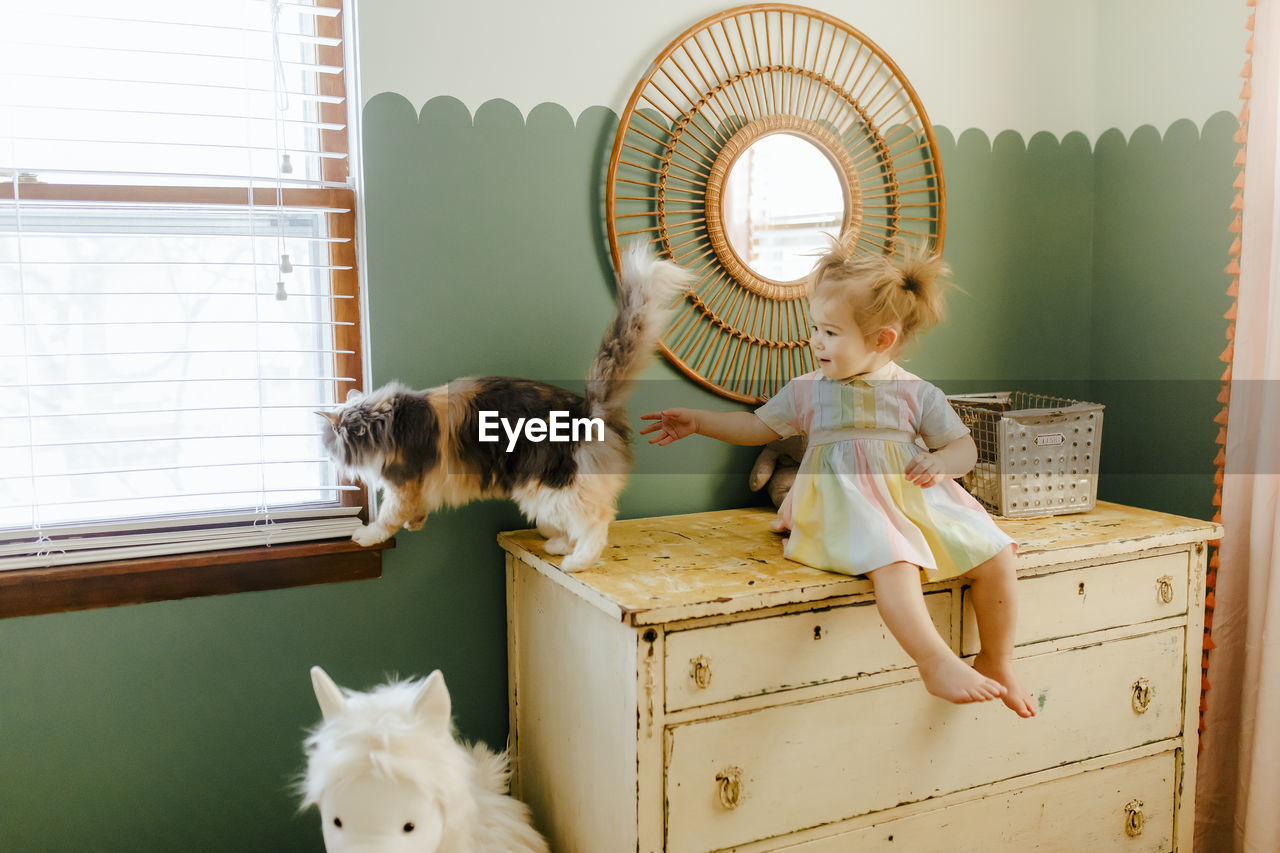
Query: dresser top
498,502,1220,626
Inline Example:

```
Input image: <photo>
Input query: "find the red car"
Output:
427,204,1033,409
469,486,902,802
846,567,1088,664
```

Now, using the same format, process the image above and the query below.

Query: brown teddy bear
747,435,807,507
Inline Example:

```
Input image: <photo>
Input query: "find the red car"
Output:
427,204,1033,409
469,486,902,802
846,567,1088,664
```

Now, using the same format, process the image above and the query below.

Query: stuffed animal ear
345,388,363,402
311,666,348,720
412,670,452,728
748,445,780,492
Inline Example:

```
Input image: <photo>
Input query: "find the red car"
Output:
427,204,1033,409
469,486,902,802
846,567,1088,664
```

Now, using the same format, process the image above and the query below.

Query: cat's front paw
352,524,392,547
544,537,573,555
559,553,596,573
404,515,427,531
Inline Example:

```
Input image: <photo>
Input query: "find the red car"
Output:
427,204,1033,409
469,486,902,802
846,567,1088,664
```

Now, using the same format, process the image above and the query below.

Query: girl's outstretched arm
640,409,781,447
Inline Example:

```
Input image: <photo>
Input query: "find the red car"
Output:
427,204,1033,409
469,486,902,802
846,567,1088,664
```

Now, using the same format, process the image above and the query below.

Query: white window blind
0,0,365,571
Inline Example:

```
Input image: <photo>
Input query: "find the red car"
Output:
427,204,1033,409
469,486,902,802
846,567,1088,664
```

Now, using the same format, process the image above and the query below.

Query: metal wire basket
947,391,1104,518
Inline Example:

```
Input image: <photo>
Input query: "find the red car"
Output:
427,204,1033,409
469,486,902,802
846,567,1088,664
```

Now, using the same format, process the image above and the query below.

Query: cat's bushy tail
585,241,691,429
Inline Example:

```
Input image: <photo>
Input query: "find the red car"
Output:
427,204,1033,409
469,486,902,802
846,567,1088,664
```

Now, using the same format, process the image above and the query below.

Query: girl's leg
869,561,1005,705
964,545,1036,717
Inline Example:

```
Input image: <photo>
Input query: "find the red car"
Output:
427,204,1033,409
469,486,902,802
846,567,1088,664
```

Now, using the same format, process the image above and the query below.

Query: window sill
0,537,392,619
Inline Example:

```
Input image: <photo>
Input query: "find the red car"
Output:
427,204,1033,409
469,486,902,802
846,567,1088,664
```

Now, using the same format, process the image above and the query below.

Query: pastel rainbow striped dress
755,361,1014,581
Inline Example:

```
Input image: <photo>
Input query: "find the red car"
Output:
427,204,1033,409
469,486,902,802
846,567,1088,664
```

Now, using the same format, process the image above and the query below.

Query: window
0,0,379,616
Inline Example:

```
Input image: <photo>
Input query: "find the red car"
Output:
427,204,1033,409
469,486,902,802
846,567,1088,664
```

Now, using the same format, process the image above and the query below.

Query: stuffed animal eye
403,822,415,833
333,817,342,828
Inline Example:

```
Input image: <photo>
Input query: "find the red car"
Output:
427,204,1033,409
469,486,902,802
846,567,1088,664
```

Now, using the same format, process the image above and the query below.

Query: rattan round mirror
607,4,945,403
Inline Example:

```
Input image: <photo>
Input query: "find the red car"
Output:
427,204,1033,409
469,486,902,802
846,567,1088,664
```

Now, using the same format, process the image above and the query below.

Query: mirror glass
721,133,846,283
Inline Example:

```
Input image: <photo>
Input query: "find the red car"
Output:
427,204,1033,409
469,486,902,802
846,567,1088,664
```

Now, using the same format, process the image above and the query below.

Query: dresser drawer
665,593,952,711
665,629,1184,853
775,750,1176,852
961,551,1189,655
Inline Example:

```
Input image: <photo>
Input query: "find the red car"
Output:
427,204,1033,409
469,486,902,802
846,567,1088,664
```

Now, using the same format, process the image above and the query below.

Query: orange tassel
1228,278,1239,298
1206,592,1216,609
1240,80,1252,101
1213,487,1223,507
1214,448,1226,466
1205,635,1217,651
1214,407,1230,426
1234,169,1246,188
1229,236,1242,254
1225,257,1241,274
1230,213,1243,233
1230,188,1245,207
1214,469,1224,486
1246,37,1255,56
1226,324,1236,341
1247,12,1255,29
1240,102,1250,123
1221,341,1234,362
1205,610,1215,629
1234,148,1248,167
1213,509,1222,523
1217,426,1228,445
1217,386,1230,405
1224,304,1238,322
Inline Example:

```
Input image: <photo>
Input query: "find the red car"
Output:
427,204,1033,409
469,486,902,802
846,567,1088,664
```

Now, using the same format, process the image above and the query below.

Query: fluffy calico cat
319,243,690,571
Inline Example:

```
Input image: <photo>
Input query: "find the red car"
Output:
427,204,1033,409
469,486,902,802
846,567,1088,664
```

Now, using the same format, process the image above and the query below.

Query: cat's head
319,384,402,475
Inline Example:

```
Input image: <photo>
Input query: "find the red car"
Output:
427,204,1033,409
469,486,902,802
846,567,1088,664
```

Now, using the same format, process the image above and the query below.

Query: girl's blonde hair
807,235,951,351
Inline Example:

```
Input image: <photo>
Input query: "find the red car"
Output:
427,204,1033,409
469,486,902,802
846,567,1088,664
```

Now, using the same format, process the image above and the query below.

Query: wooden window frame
0,0,382,619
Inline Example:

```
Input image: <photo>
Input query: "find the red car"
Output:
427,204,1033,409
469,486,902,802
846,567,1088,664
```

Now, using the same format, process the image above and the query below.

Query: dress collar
837,360,899,385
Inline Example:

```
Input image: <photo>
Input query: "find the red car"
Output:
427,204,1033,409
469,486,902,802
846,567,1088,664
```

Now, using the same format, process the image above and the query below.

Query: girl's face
808,297,886,381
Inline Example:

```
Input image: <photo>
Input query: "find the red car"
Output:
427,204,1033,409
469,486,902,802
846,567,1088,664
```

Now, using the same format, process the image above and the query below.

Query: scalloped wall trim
356,0,1245,142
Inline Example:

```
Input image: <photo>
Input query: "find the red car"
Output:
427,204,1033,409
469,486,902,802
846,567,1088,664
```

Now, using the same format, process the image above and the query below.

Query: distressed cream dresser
499,502,1219,853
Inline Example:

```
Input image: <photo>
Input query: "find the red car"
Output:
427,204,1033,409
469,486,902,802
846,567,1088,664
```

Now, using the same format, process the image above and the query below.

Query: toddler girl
641,240,1035,717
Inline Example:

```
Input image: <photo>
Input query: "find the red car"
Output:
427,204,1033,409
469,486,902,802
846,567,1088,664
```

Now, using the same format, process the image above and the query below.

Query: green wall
0,97,1233,850
1090,113,1237,518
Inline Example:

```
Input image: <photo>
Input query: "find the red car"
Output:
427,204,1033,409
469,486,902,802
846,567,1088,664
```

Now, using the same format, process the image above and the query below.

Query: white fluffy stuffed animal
299,667,548,853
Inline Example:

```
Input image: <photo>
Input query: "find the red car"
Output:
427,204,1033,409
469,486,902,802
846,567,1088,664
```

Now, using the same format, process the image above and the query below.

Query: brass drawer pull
690,655,712,689
1131,678,1153,713
1124,799,1145,837
1157,575,1175,604
716,766,743,810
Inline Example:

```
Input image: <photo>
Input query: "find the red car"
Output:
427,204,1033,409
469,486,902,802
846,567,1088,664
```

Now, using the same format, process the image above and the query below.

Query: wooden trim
315,0,366,512
1,182,351,209
0,538,392,620
315,0,351,185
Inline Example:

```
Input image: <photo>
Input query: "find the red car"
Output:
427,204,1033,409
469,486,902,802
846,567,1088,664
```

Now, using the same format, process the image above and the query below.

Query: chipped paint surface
497,502,1219,625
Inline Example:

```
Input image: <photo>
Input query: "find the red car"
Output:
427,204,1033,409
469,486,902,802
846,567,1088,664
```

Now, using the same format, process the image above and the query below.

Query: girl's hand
640,409,698,445
905,450,946,488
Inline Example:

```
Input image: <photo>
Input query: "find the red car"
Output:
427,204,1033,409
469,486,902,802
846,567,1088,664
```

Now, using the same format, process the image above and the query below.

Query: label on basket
1035,433,1066,446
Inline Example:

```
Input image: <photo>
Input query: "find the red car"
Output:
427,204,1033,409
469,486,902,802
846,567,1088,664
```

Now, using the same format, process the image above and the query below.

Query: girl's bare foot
974,651,1037,717
917,652,1005,704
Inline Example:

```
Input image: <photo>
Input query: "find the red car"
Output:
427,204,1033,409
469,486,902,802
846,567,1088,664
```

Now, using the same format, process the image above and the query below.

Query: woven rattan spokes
607,4,945,403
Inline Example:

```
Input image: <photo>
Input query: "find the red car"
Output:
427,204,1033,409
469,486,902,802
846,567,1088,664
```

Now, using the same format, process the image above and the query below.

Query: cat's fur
320,243,690,571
